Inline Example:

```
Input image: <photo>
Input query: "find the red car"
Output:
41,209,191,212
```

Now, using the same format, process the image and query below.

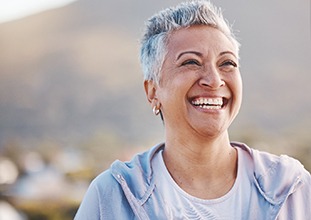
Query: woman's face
147,25,242,138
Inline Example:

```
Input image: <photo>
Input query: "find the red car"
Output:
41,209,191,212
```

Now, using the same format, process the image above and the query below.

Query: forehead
166,25,237,57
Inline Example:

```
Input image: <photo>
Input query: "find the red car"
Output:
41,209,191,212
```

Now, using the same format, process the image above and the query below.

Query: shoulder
74,169,121,219
90,169,122,194
82,142,164,199
75,143,165,219
83,169,124,204
232,141,311,204
231,141,308,178
110,143,165,184
75,168,136,220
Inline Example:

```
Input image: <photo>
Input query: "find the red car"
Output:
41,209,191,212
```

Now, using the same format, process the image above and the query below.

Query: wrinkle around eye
181,59,201,66
220,60,237,67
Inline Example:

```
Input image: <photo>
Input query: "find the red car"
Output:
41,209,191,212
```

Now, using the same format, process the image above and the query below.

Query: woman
75,1,311,219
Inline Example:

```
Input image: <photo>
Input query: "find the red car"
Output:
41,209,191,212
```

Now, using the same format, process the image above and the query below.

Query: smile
191,97,224,110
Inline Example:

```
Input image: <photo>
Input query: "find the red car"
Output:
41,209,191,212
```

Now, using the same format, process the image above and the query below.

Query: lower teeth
199,105,221,109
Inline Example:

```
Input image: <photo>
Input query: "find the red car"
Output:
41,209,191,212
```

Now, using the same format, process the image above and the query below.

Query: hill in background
0,0,310,150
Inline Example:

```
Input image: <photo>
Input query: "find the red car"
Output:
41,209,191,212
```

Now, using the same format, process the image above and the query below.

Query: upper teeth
192,98,223,106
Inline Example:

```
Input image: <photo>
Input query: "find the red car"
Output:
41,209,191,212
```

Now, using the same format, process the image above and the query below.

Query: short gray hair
140,0,240,83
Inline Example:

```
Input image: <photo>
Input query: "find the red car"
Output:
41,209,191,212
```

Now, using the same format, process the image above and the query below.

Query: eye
220,60,238,68
181,59,201,66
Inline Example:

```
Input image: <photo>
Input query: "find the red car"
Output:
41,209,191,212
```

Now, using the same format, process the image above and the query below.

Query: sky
0,0,77,23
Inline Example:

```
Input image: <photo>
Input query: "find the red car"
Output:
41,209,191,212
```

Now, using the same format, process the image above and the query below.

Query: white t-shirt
153,147,253,219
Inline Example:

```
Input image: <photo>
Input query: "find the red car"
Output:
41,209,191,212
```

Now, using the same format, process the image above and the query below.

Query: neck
165,129,232,164
163,131,237,199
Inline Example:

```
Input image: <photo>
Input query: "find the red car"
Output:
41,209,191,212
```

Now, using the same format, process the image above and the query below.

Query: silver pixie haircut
140,0,240,83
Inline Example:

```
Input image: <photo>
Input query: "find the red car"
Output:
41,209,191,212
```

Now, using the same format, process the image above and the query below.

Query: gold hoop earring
153,106,160,116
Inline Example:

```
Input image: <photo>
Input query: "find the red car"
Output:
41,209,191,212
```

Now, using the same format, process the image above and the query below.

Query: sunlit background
0,0,310,219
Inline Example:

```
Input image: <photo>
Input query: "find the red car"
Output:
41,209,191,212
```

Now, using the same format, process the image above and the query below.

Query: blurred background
0,0,310,219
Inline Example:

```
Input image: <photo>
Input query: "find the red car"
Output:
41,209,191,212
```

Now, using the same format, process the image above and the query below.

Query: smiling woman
75,1,311,219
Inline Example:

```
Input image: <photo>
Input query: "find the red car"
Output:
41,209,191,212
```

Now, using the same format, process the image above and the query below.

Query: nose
198,66,225,89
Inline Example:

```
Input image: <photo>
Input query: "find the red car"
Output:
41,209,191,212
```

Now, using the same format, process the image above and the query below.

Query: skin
144,25,243,199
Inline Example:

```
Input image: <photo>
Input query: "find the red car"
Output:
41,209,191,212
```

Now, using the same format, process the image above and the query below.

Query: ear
144,80,158,104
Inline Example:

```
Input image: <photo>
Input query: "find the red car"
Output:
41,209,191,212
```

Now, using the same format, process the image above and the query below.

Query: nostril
199,77,225,88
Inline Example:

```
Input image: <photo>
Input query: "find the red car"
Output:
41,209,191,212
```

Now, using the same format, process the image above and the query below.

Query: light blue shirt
75,142,311,219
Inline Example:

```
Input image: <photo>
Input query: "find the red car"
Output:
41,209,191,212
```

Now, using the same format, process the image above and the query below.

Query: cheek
161,72,195,94
231,75,243,109
158,77,194,111
237,75,243,97
227,72,242,92
224,73,243,111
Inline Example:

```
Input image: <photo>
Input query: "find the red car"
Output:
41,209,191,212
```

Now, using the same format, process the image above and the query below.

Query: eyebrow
219,51,238,59
176,51,203,61
176,50,237,61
